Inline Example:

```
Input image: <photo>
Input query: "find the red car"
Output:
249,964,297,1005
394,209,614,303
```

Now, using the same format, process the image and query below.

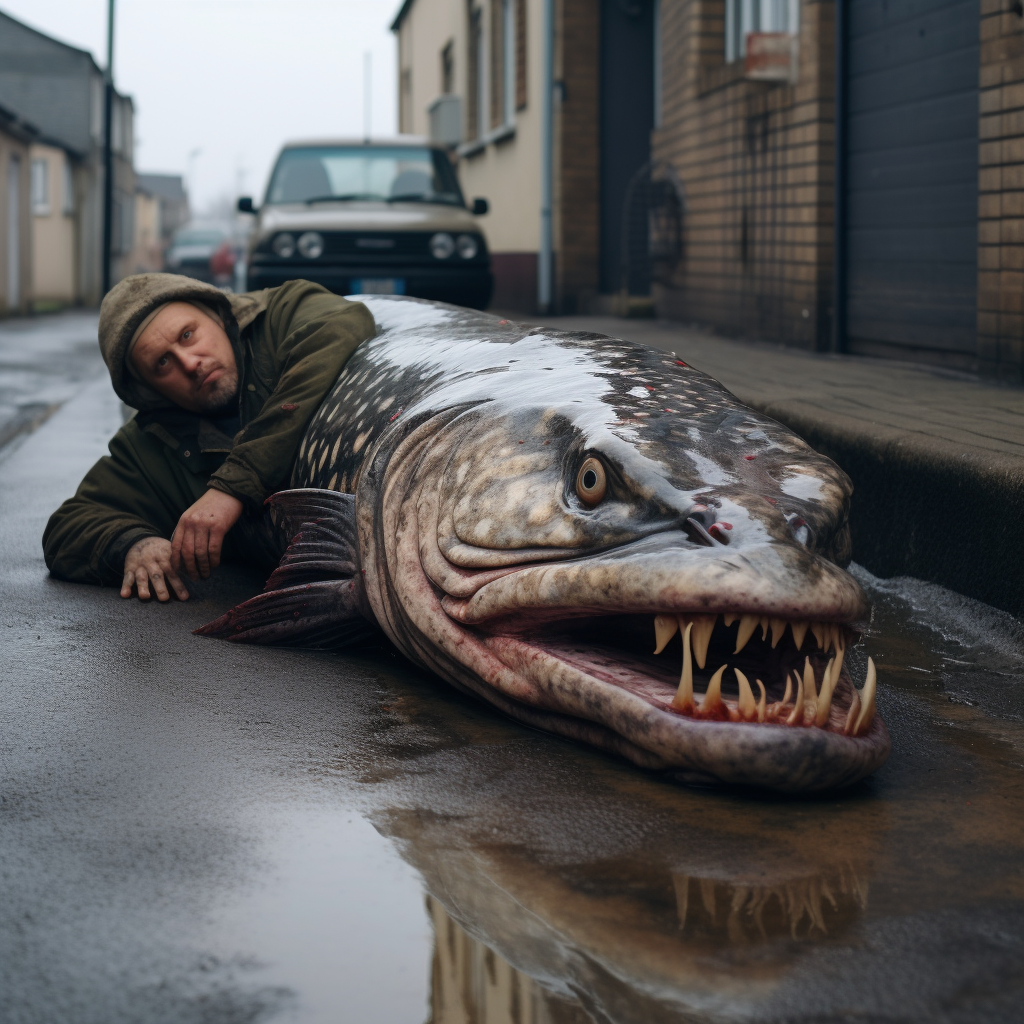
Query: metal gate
841,0,979,358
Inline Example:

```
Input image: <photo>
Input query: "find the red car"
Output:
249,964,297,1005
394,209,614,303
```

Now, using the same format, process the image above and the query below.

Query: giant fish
198,297,891,792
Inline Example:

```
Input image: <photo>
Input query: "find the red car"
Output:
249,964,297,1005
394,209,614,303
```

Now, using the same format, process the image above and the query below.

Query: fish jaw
357,415,889,794
436,538,888,792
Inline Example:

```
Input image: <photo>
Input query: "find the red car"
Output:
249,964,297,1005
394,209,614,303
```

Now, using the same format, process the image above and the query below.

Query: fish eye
576,457,607,506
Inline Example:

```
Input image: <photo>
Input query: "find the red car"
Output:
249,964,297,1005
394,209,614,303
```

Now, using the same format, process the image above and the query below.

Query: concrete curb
757,401,1024,618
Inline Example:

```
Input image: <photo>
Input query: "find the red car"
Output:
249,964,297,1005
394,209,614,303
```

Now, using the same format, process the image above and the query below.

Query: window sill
456,121,516,159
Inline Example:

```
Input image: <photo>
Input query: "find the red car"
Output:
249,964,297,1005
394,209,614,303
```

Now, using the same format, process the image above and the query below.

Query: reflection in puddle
427,896,589,1024
672,862,868,942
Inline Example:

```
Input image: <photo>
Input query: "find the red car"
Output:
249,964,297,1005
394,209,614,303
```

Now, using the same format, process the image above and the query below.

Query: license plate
351,278,406,295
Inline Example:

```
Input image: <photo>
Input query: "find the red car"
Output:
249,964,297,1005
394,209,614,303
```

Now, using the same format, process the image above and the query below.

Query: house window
515,0,526,109
725,0,800,62
503,0,515,123
441,40,454,94
63,156,74,215
467,6,484,140
490,0,516,127
31,158,49,216
400,67,412,132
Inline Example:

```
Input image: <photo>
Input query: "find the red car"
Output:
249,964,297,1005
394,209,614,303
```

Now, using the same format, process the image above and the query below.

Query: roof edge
0,8,103,75
390,0,416,32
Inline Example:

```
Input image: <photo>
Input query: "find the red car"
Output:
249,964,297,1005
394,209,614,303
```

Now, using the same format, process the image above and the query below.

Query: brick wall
554,0,601,312
978,1,1024,379
652,0,836,350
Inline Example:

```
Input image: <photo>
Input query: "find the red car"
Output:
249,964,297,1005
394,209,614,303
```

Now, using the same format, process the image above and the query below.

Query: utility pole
101,0,115,295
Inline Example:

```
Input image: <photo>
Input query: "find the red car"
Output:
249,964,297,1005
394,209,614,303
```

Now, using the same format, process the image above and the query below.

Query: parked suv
239,138,492,309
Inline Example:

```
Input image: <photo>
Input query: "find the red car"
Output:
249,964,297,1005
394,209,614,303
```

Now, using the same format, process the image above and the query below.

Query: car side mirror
472,197,489,216
237,196,256,214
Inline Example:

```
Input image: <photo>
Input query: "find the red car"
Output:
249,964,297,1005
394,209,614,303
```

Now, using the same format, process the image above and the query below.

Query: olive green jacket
43,280,375,586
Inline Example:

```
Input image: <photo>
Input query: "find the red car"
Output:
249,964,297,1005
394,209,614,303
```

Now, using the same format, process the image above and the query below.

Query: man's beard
194,370,240,415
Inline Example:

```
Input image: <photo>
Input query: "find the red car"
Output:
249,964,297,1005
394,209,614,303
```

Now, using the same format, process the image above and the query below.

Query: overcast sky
2,0,399,214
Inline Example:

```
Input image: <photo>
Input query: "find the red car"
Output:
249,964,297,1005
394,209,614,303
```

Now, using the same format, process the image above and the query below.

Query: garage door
844,0,979,356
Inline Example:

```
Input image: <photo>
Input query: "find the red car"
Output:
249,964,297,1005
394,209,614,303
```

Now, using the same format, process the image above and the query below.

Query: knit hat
97,273,266,411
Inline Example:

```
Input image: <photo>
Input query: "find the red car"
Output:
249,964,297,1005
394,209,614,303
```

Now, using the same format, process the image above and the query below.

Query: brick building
395,0,1024,378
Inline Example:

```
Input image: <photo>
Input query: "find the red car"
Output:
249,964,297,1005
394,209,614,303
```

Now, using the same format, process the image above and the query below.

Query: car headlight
430,232,455,259
297,231,324,259
272,232,295,258
456,234,478,260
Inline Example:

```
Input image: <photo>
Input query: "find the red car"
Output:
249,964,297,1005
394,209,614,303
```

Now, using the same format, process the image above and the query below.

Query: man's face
131,302,239,414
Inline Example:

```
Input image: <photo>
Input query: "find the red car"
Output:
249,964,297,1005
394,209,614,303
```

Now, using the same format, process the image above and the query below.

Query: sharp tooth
781,674,793,706
672,622,695,712
853,657,877,736
843,684,861,735
702,664,727,713
815,657,836,727
723,613,738,627
811,622,826,650
786,671,805,725
735,668,756,720
832,642,846,683
689,614,716,670
791,621,808,650
734,614,758,654
654,614,679,654
803,656,817,704
759,616,770,640
770,618,786,648
755,679,767,722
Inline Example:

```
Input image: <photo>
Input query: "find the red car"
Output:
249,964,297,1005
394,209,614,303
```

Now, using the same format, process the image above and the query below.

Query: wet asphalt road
2,315,1024,1023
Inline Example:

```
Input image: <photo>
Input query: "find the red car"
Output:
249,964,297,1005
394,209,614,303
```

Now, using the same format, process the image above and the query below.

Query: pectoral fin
195,487,375,649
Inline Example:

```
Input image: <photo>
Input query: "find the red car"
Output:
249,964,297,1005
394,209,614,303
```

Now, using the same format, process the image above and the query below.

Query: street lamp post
101,0,115,296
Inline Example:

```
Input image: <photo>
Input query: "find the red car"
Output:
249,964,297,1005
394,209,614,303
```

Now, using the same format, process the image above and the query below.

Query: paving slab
528,315,1024,618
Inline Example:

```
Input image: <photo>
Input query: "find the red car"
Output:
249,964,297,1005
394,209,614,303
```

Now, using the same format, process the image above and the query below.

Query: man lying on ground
43,273,375,601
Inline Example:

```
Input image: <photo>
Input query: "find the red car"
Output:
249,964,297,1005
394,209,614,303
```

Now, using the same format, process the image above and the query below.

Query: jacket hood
98,273,268,411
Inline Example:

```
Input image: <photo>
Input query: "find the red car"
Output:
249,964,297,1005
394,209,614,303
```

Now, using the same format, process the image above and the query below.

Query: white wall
397,0,543,255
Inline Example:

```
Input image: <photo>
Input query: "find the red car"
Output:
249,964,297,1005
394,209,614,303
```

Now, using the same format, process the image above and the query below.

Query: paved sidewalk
529,315,1024,618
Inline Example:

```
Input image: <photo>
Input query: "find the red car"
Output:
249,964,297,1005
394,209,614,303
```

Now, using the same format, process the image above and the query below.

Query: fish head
358,331,889,792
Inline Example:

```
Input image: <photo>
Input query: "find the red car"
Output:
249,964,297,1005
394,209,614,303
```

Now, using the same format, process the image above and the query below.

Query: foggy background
2,0,399,215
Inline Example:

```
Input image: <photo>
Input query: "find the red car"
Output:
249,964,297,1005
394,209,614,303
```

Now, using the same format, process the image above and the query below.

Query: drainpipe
538,0,554,313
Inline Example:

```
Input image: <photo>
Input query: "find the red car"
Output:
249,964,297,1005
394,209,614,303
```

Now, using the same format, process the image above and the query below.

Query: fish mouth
481,611,875,738
425,536,889,791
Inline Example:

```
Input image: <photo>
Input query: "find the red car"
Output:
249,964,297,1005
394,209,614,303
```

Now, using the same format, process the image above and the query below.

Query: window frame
725,0,801,63
30,157,50,216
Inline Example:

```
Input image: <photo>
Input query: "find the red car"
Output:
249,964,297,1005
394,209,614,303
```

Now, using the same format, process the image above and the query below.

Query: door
599,0,655,295
843,0,979,357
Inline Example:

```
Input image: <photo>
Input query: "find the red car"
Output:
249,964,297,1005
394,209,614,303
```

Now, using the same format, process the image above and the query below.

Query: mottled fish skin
285,296,889,792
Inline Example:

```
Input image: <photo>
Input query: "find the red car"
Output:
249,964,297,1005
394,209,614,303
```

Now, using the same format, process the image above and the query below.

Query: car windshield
173,229,226,246
265,146,465,206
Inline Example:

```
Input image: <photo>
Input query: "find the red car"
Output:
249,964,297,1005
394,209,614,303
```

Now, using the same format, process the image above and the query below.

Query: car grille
254,231,488,266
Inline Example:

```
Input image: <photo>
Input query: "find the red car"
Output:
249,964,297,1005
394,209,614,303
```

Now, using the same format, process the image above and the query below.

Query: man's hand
121,537,190,602
171,489,244,580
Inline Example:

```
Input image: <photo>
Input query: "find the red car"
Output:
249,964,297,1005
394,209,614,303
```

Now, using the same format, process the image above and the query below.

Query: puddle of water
315,566,1024,1023
212,812,431,1024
